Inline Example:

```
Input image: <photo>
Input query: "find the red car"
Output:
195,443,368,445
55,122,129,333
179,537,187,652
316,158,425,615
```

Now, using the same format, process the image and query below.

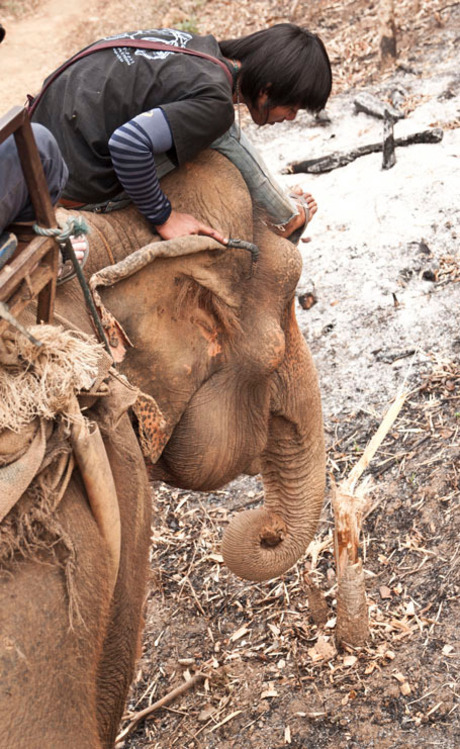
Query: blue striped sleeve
108,109,174,226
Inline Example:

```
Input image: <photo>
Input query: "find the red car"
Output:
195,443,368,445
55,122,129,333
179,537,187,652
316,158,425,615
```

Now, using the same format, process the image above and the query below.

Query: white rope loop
33,216,90,244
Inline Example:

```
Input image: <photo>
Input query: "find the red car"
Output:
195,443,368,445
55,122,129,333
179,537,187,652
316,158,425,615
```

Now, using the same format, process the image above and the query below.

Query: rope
32,217,112,357
33,216,90,244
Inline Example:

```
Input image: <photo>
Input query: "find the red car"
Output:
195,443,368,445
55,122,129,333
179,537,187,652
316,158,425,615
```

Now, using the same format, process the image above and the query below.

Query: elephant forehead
254,229,303,297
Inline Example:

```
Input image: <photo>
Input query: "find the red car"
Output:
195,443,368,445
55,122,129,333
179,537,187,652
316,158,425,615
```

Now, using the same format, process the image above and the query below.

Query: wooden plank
0,106,58,323
13,116,56,227
0,235,55,300
0,106,26,145
0,265,55,335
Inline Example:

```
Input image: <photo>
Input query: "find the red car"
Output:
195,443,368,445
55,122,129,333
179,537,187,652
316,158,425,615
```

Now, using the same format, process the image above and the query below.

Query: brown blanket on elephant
0,325,134,620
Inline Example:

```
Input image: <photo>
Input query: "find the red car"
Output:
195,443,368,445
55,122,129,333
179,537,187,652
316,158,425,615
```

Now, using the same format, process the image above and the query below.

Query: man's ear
258,90,270,108
260,83,273,106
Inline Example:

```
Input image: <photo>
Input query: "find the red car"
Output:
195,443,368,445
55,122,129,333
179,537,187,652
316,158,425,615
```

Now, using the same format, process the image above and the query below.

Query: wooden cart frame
0,106,59,334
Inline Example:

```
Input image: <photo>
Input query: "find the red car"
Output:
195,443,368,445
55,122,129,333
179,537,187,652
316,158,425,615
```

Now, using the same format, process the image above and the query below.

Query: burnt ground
114,4,460,748
0,1,459,748
118,361,459,749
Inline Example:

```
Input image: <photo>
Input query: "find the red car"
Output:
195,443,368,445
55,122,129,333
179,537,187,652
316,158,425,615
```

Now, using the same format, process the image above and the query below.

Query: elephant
54,148,326,583
0,148,324,747
0,327,152,748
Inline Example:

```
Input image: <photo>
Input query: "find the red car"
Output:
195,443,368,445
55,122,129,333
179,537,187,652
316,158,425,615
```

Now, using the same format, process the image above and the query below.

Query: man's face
246,92,300,126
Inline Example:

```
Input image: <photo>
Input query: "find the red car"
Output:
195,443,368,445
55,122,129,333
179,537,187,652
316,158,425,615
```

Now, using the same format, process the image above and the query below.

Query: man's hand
155,210,228,244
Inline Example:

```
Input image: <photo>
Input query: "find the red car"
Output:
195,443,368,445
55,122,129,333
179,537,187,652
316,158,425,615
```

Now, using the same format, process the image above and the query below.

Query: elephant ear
89,234,250,464
89,234,227,363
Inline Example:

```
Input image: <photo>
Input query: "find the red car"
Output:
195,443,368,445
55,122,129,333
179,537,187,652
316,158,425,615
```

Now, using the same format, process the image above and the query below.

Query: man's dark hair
219,23,332,112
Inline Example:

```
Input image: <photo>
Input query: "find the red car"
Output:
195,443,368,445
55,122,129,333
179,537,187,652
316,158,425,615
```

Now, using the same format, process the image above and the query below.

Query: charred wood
354,92,404,121
283,128,443,174
382,111,396,169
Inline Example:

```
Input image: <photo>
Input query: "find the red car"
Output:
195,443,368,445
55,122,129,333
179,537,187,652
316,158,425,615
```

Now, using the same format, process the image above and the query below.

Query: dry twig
116,670,209,743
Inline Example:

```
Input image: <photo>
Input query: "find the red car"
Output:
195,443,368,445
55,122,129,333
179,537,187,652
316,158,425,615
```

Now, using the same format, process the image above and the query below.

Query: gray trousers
0,124,68,233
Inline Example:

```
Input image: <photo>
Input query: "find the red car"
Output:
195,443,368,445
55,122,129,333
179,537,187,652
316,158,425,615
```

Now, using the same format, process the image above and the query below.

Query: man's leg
210,124,301,232
0,124,68,231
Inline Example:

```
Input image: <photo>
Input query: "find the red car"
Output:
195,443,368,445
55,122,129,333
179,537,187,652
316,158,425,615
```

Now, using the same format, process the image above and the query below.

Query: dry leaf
343,655,358,667
198,705,216,722
308,635,337,662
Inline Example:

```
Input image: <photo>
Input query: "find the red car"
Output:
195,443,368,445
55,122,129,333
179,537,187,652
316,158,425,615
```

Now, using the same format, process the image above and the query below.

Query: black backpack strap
28,39,233,115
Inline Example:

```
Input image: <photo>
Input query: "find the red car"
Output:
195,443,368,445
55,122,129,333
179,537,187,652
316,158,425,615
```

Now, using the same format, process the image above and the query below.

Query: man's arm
108,109,227,243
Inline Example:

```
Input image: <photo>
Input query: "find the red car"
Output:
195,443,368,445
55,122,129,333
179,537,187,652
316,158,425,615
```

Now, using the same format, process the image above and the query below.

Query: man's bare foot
289,185,318,223
57,234,89,285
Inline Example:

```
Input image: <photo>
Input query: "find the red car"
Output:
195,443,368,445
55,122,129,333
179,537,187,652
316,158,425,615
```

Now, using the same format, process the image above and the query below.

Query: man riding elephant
29,23,331,243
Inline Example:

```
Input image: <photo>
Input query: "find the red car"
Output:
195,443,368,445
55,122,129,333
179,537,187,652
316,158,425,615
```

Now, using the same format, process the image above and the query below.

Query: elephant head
56,150,326,582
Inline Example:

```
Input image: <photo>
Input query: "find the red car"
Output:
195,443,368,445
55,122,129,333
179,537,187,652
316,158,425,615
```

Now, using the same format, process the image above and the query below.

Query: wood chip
261,683,279,699
229,624,250,642
379,585,392,599
207,552,224,563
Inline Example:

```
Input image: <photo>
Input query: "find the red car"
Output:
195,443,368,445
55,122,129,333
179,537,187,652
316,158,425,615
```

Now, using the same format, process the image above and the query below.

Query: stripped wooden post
333,392,407,647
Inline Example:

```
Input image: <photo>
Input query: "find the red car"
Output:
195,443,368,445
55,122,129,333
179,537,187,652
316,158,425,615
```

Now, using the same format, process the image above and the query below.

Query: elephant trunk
222,412,325,582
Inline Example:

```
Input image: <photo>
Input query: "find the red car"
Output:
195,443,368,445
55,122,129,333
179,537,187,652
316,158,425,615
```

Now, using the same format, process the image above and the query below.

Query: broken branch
283,128,443,174
116,670,207,742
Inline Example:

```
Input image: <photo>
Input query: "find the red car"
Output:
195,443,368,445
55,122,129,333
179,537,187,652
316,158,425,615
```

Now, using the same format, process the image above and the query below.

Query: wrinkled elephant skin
56,150,326,583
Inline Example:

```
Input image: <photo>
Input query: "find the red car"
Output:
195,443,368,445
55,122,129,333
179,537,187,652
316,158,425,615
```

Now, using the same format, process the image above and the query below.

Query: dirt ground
0,1,459,747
